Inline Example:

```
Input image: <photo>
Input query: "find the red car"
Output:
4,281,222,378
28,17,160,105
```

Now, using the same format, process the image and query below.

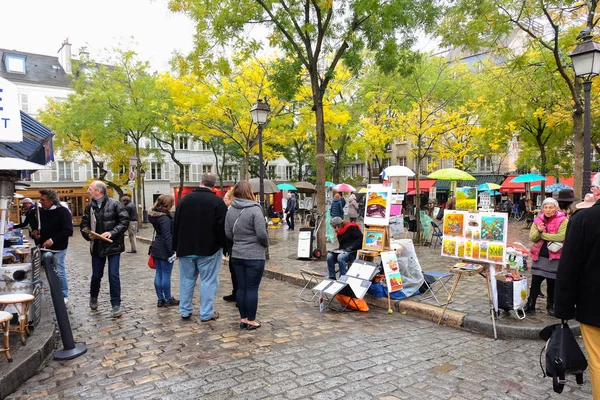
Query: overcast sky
0,0,196,72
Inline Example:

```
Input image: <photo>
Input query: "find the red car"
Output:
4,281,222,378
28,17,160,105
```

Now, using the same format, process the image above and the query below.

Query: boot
546,306,555,317
524,297,536,313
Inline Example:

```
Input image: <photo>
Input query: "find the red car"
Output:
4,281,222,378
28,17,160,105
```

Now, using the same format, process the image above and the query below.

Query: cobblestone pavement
7,231,591,399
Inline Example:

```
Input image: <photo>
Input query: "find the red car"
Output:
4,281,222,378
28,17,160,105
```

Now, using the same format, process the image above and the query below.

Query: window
202,165,212,174
383,158,391,168
182,164,190,181
150,162,162,180
268,165,277,180
285,166,294,181
4,54,26,73
18,94,29,113
149,137,159,149
478,156,493,172
385,143,392,152
397,156,407,167
178,136,189,150
222,165,235,181
57,161,72,181
93,162,104,178
199,141,210,151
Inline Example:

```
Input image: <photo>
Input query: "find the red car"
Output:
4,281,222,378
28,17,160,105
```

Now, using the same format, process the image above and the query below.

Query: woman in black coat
148,195,179,307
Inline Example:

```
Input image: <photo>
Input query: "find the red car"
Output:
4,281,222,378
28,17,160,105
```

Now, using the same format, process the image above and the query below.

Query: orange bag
335,294,369,312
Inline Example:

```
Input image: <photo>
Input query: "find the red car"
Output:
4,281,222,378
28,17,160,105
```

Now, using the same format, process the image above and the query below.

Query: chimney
57,38,72,74
78,49,89,63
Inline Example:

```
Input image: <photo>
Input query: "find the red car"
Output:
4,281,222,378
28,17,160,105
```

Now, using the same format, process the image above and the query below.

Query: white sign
129,181,135,188
0,77,23,142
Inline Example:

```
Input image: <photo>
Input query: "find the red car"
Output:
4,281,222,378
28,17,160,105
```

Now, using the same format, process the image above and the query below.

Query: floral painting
443,213,464,236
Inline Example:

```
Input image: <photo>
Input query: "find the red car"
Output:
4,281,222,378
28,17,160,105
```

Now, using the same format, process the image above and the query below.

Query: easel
438,260,498,339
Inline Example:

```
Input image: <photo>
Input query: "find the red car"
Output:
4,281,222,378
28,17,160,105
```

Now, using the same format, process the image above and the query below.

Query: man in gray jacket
120,196,138,253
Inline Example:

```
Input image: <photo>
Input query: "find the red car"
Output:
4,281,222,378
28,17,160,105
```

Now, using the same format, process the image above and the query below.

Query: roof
500,176,574,193
0,48,72,88
0,111,54,168
434,174,505,192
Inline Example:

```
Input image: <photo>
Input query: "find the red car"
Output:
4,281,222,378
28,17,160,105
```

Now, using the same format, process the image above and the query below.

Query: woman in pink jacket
525,197,568,316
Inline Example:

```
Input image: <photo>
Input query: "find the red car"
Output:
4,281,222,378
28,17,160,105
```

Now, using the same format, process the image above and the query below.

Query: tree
437,0,599,198
169,0,441,251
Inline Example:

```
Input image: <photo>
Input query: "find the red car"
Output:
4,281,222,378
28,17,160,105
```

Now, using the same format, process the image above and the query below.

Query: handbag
148,229,156,269
539,321,588,394
547,241,563,252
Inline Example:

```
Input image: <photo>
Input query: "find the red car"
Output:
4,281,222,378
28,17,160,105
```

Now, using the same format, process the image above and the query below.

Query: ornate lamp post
569,34,600,197
250,99,271,213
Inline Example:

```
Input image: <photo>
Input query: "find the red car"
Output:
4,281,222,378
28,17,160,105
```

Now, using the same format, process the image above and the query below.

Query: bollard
41,251,87,360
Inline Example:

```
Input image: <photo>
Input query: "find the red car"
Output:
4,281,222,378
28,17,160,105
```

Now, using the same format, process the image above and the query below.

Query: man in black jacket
327,217,363,279
173,173,227,321
81,181,129,317
285,192,296,230
31,190,73,303
120,196,138,253
555,174,600,398
12,198,37,239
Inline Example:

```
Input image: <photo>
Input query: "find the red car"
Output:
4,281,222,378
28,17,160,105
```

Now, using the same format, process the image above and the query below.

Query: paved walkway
6,231,592,399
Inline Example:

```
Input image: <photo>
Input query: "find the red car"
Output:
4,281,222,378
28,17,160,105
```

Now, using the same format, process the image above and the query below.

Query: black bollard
41,250,87,360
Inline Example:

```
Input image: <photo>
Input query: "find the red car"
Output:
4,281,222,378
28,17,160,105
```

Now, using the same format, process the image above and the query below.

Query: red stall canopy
500,176,574,193
406,179,436,193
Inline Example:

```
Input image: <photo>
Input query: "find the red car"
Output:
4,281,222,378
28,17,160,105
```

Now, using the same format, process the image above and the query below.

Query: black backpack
539,321,588,394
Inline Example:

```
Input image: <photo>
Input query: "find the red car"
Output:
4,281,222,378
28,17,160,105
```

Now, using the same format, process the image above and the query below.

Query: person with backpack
330,194,344,219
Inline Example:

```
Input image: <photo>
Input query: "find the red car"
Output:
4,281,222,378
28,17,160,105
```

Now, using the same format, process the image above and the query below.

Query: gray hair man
81,181,130,317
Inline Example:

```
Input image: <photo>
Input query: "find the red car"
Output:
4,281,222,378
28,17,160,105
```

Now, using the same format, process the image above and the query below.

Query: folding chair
417,271,454,307
298,269,326,301
430,221,443,249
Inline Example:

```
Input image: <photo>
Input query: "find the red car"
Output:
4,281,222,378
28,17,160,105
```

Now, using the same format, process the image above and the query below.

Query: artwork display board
362,227,386,251
380,250,404,292
338,275,371,299
441,210,508,265
479,192,492,209
455,187,477,211
364,185,392,226
346,260,378,281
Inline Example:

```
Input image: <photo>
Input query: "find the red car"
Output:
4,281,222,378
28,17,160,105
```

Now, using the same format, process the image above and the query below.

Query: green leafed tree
169,0,441,251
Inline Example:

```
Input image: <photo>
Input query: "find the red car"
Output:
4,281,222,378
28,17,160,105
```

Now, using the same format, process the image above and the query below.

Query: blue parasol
277,183,297,191
510,173,546,183
325,181,335,187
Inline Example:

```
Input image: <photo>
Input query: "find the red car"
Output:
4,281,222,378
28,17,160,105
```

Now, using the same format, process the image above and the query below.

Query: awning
406,179,436,192
500,176,574,193
434,174,505,193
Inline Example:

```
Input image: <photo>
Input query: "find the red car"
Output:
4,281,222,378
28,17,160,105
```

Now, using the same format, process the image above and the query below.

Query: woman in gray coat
225,181,269,330
348,194,359,222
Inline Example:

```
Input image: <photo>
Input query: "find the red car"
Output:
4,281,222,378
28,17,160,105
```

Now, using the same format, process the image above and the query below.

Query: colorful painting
381,251,403,292
442,239,457,256
457,242,465,257
488,244,504,262
473,230,481,240
364,185,393,226
480,243,488,259
472,243,480,258
465,241,472,258
456,187,477,211
363,228,386,251
481,216,505,241
465,229,472,239
443,213,465,236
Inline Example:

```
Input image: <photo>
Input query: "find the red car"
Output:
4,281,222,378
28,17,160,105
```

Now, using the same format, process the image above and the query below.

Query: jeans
91,254,121,307
53,249,69,298
286,212,295,230
232,258,265,321
178,249,222,320
227,257,237,296
327,251,356,279
154,258,174,301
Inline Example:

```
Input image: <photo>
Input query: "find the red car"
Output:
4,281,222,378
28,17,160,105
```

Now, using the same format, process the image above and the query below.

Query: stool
299,270,326,301
418,271,454,306
0,294,34,345
0,311,12,362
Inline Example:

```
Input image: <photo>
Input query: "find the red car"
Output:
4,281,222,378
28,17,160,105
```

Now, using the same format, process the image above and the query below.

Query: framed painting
362,227,386,252
364,185,392,226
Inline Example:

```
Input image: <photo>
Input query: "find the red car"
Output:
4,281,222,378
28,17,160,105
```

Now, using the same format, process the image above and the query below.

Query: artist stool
0,311,12,362
299,270,326,301
0,293,34,345
418,271,454,307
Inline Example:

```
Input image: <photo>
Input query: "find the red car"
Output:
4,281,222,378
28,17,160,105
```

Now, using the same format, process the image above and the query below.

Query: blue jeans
54,249,69,298
327,251,356,279
154,258,174,301
232,258,265,321
178,249,222,320
91,254,121,307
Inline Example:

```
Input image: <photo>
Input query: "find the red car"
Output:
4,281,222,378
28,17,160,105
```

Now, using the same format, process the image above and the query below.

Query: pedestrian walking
557,188,576,218
120,196,138,253
555,175,600,398
347,194,359,222
285,192,296,230
524,197,568,316
31,190,73,303
13,198,37,234
222,188,237,302
173,173,227,321
225,181,269,330
148,194,179,308
330,194,344,219
81,181,130,318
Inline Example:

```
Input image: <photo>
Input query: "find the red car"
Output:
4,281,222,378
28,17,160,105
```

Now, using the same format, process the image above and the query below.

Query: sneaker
111,306,123,318
222,294,236,302
127,250,137,254
64,297,69,305
166,298,180,306
157,300,165,307
90,297,98,311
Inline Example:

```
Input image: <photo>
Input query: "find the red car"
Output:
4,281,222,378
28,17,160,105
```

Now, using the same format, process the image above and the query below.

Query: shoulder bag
148,229,156,269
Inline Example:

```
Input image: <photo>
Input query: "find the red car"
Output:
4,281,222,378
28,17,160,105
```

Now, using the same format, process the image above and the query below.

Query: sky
0,0,196,72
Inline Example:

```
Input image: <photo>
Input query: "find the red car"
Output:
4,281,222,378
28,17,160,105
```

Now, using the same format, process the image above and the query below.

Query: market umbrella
325,181,335,187
427,168,475,181
277,183,297,191
293,181,316,193
381,165,415,178
358,188,368,194
530,183,573,192
510,173,546,183
477,183,501,192
333,183,356,193
248,178,279,194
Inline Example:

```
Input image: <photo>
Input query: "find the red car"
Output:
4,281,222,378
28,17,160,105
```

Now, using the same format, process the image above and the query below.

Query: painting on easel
380,251,403,292
364,185,392,226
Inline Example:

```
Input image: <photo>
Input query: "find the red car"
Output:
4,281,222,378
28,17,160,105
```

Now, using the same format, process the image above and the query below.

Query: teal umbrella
277,183,297,191
511,173,546,183
325,181,335,187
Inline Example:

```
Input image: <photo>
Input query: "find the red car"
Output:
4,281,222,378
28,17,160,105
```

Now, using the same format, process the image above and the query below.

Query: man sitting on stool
327,217,363,280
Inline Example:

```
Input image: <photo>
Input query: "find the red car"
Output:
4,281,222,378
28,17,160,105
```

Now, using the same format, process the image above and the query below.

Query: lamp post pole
583,80,593,196
141,169,148,223
250,99,271,214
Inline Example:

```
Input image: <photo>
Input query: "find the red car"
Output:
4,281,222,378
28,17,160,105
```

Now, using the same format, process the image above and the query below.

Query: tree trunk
313,88,326,252
415,138,422,244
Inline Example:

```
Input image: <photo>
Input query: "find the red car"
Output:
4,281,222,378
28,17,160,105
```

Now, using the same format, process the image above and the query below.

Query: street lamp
569,34,600,197
250,99,271,213
140,168,148,223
